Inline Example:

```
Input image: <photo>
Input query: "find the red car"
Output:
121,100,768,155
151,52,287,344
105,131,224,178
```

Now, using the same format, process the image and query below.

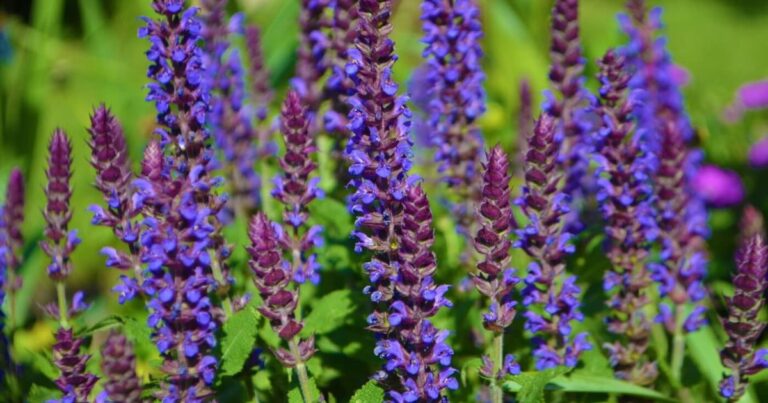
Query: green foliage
301,289,355,337
220,306,261,377
350,380,385,403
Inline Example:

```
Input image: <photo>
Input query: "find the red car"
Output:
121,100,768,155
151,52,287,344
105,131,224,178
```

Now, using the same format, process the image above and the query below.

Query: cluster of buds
719,218,768,401
41,129,99,402
472,146,522,388
99,331,143,402
545,0,595,226
136,0,228,398
594,50,658,385
292,0,331,113
516,115,591,370
323,0,358,137
247,213,315,365
1,168,24,333
272,91,324,284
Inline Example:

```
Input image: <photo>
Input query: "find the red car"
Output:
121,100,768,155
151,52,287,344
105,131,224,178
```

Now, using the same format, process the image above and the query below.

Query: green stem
56,281,69,329
290,339,313,403
211,260,234,318
490,333,504,403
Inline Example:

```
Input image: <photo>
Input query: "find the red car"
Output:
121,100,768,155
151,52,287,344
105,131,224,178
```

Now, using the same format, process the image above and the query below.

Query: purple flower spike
622,0,709,336
748,137,768,168
273,91,323,285
373,185,457,402
420,0,485,237
691,165,744,208
473,146,521,382
245,25,273,122
737,80,768,110
100,331,142,403
594,50,657,385
139,1,227,398
247,213,315,366
292,0,331,113
2,168,24,322
41,130,78,281
53,328,98,402
516,114,590,370
719,228,768,401
547,0,595,226
323,0,358,137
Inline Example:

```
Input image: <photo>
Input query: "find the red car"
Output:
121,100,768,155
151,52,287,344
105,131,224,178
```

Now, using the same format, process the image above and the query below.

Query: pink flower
691,165,744,208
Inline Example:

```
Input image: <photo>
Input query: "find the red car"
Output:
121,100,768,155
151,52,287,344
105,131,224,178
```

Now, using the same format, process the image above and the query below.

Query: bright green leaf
308,198,353,239
301,290,354,337
220,306,261,376
76,314,123,337
350,380,385,403
504,367,569,403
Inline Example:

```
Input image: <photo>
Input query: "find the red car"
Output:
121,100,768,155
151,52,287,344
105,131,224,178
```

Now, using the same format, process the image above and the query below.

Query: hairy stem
490,333,504,403
56,281,69,329
290,339,313,403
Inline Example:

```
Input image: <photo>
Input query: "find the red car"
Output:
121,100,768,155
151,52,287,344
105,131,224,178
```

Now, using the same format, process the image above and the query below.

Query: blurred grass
1,0,768,394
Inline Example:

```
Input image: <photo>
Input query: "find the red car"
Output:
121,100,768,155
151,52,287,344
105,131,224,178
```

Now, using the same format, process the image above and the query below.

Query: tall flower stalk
719,225,768,401
420,0,485,237
516,114,591,370
594,50,657,385
99,331,143,403
247,213,315,402
621,0,708,385
135,0,227,398
272,91,324,285
292,0,330,115
2,168,23,330
345,1,457,399
473,146,521,403
546,0,594,229
323,0,358,138
41,129,98,402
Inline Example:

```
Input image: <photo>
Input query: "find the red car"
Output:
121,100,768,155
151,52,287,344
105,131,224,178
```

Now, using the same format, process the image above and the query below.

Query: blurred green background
1,0,768,398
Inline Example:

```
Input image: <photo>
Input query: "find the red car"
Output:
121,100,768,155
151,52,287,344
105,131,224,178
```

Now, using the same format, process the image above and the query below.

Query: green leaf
504,367,569,403
77,314,123,337
503,371,674,402
460,357,483,386
350,380,385,403
220,306,261,377
28,384,58,402
287,378,321,403
301,290,354,337
308,198,353,239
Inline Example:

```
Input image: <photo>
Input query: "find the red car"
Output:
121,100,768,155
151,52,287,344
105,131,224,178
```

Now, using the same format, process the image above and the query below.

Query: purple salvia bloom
546,0,595,232
292,0,331,113
139,1,226,398
346,1,456,398
52,329,98,403
740,206,765,245
726,80,768,120
99,331,142,403
690,164,744,208
515,115,591,370
719,230,768,401
0,205,10,383
323,0,358,137
245,25,273,124
2,168,24,330
272,91,324,285
372,185,458,402
622,0,709,335
41,130,79,281
247,213,315,366
748,137,768,168
594,50,657,385
420,0,485,236
473,146,521,382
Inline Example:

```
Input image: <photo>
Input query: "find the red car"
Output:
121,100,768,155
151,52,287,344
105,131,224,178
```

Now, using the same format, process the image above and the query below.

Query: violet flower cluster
516,114,591,370
472,146,521,381
594,50,658,385
272,91,324,285
292,0,330,114
203,0,263,219
98,331,143,403
719,229,768,401
545,0,595,228
1,168,24,338
621,0,708,336
41,129,99,402
345,1,457,399
0,205,8,383
420,0,485,201
135,0,226,398
323,0,358,137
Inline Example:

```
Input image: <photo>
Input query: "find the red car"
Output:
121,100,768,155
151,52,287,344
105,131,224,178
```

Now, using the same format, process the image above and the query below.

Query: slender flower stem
290,339,313,403
211,260,234,317
490,334,504,403
56,282,69,329
671,304,685,385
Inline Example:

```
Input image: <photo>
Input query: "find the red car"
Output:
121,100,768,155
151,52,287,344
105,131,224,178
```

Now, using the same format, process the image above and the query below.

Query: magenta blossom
691,165,744,208
738,80,768,109
670,64,690,87
748,137,768,168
